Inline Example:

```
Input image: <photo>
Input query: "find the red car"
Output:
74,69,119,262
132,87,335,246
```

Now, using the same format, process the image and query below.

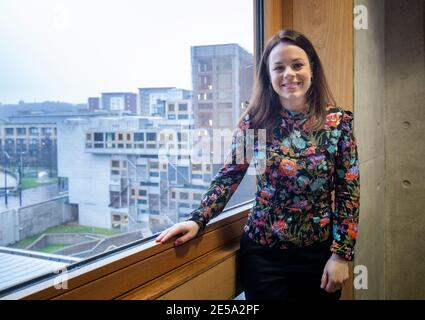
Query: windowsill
3,200,253,300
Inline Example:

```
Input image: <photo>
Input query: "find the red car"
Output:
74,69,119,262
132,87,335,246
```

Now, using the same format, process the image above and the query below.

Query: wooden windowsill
4,202,252,300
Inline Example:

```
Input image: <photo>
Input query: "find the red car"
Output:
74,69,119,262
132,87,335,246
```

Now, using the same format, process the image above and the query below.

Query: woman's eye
293,63,303,69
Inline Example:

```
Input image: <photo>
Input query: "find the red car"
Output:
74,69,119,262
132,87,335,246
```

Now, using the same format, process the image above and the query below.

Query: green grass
21,177,58,190
9,223,120,250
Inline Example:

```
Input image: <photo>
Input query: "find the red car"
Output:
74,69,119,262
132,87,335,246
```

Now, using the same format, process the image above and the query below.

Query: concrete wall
355,0,425,299
384,0,425,299
57,120,112,229
19,196,72,240
354,0,386,300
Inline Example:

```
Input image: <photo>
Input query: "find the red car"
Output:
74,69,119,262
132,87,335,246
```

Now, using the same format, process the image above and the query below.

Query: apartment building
138,87,192,117
191,44,253,130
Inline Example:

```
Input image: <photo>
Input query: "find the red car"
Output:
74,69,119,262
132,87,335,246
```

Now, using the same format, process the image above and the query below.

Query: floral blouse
188,106,360,261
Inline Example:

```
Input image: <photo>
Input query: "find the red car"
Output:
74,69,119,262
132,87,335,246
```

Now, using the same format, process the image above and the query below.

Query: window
198,103,213,110
17,128,27,135
41,128,53,135
198,58,213,72
29,127,39,135
178,104,188,111
134,133,144,141
218,73,232,89
216,56,232,71
94,132,104,141
179,192,189,200
146,133,156,141
0,0,254,297
106,132,115,141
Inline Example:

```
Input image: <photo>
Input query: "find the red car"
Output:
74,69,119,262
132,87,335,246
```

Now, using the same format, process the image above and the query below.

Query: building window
17,128,27,135
134,132,144,141
216,56,232,71
179,192,189,200
198,58,212,72
5,128,14,135
29,127,39,135
198,103,213,110
42,127,53,135
178,103,188,111
146,132,156,141
94,132,104,141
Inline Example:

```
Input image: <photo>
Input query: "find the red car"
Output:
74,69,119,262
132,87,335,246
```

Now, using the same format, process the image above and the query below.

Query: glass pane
0,0,253,295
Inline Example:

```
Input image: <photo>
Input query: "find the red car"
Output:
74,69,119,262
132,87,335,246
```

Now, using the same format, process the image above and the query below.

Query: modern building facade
191,44,253,130
101,92,138,115
138,87,192,117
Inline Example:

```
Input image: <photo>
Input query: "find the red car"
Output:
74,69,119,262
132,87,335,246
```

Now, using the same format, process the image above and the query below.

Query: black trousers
239,233,342,300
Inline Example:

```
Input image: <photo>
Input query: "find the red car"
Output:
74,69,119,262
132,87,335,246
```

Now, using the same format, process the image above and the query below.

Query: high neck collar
279,107,307,121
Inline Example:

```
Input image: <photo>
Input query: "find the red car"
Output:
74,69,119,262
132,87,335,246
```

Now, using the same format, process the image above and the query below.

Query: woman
156,29,360,300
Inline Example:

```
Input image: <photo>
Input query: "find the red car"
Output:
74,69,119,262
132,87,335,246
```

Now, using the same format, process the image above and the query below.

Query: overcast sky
0,0,253,105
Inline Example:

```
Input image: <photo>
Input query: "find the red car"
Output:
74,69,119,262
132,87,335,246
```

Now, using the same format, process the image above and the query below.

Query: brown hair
240,29,335,140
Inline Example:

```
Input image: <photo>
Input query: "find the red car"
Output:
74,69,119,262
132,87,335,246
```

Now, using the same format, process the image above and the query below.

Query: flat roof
0,247,81,293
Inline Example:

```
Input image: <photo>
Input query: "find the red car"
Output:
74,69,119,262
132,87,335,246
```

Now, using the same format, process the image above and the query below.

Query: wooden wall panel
264,0,284,44
291,0,353,111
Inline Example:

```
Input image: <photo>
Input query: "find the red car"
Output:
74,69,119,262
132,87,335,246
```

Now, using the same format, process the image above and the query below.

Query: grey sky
0,0,253,105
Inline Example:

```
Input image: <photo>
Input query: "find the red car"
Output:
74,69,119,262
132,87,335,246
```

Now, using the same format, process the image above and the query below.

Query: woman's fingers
320,271,328,290
156,221,200,246
156,226,181,244
174,229,196,246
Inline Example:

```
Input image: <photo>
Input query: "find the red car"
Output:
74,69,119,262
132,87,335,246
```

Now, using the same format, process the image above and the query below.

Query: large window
0,0,253,297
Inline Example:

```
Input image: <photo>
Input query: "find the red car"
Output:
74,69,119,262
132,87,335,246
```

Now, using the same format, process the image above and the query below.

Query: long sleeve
187,124,252,231
331,110,360,261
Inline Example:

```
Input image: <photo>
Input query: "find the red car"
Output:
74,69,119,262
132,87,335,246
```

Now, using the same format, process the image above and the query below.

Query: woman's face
268,42,313,112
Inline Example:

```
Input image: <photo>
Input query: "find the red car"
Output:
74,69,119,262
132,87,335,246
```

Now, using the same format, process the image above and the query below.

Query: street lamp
18,151,24,207
3,151,10,207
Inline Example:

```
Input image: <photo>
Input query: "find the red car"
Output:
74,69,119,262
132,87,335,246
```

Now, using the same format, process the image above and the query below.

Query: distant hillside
0,101,88,120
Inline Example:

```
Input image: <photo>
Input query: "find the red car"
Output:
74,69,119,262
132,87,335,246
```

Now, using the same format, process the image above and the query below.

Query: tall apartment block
191,44,253,130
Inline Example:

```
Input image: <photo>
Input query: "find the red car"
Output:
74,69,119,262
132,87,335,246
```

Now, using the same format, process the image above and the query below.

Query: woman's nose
284,66,295,78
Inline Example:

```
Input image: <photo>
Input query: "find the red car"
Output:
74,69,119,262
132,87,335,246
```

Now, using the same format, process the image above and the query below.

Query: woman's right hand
155,221,200,246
